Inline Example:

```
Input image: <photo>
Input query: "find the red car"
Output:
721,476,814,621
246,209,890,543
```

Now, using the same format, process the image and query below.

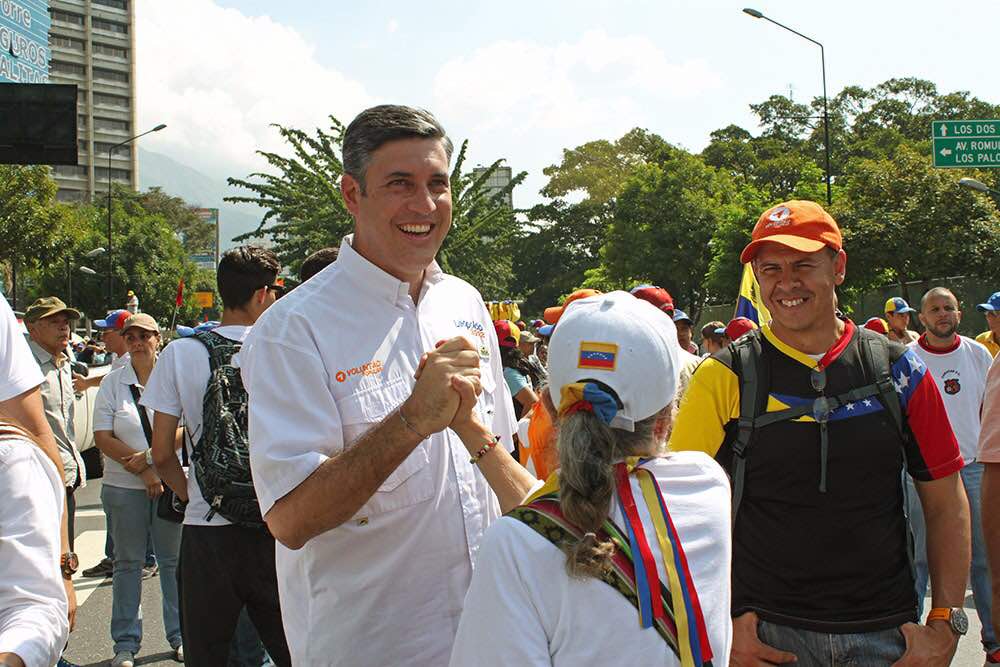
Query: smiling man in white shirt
241,105,538,666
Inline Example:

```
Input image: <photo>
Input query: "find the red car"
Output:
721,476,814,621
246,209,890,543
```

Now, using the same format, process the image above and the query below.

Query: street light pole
743,8,833,206
959,177,1000,201
106,124,166,311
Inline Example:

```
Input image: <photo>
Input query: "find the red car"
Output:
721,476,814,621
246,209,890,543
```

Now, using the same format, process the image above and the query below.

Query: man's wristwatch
927,607,969,636
60,551,79,578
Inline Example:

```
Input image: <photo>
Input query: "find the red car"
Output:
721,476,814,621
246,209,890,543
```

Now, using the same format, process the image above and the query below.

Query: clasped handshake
404,336,486,438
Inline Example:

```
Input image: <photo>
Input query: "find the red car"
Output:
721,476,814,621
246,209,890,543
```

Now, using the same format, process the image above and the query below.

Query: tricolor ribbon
558,382,619,425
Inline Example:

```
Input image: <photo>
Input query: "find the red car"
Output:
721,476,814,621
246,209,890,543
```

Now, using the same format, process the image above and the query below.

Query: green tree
601,150,739,319
138,187,216,255
0,165,81,303
835,144,1000,304
541,128,673,205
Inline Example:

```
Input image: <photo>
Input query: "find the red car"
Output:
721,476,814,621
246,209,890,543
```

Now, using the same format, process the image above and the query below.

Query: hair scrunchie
558,382,619,425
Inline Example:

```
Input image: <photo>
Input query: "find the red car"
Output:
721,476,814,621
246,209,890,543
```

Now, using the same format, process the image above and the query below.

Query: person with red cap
670,200,970,664
494,320,538,420
863,317,890,336
629,285,701,405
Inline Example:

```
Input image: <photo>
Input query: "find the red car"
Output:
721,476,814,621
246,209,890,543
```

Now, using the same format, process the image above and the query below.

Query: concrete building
472,165,514,209
46,0,136,202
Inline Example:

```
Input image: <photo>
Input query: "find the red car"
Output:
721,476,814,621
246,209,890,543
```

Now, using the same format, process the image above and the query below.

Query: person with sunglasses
670,201,970,666
141,246,291,666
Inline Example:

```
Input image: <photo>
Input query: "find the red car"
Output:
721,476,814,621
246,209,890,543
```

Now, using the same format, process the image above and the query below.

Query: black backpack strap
729,330,767,522
128,384,154,447
193,330,239,372
857,332,905,439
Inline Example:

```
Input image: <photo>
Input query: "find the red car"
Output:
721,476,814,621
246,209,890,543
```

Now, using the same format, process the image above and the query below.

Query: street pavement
64,480,990,666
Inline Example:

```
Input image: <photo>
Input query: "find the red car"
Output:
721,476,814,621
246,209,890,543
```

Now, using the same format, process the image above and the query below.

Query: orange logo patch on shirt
336,359,384,382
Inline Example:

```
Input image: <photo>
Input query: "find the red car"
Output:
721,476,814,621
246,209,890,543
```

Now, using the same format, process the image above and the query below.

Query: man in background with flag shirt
671,200,970,665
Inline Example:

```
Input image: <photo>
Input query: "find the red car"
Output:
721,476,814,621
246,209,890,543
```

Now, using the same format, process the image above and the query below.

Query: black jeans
177,524,291,667
65,486,76,551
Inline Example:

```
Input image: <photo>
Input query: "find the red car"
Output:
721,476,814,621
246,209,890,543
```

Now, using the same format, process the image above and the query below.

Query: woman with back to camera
93,314,183,667
451,291,733,666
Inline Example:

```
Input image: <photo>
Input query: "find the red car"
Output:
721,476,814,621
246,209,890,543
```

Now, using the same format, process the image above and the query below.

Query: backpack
190,331,266,529
727,327,909,519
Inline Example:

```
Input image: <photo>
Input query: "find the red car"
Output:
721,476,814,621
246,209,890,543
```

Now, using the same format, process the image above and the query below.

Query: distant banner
194,291,213,308
735,263,771,326
0,0,50,83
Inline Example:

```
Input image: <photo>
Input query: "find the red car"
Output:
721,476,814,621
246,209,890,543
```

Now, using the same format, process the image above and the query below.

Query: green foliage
228,118,353,276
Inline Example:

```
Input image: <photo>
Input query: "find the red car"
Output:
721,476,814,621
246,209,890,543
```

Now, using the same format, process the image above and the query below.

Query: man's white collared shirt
242,237,517,666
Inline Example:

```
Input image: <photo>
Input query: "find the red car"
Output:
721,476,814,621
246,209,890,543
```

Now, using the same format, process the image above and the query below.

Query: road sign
932,120,1000,168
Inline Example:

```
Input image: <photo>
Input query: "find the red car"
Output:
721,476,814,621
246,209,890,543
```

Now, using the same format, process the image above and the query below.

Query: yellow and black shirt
670,320,963,633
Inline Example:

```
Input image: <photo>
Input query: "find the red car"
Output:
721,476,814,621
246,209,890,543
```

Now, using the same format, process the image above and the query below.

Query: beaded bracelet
470,434,501,465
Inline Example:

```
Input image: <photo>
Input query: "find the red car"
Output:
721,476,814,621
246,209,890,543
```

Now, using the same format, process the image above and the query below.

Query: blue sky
136,1,1000,210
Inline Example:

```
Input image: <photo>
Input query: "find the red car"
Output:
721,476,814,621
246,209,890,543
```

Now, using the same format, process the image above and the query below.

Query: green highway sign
932,120,1000,168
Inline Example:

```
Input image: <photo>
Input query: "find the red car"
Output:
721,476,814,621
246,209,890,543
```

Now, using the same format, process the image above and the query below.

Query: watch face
951,608,969,635
64,552,79,572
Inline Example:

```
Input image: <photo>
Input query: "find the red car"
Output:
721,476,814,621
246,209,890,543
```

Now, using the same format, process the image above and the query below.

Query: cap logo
764,205,792,229
578,341,617,371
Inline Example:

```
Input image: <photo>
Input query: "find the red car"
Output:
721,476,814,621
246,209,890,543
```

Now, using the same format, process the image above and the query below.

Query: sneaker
142,563,159,579
111,651,135,667
173,644,184,662
56,658,81,667
81,557,114,578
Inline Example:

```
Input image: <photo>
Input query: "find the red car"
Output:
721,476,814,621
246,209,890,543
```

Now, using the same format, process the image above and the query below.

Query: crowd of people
2,105,1000,667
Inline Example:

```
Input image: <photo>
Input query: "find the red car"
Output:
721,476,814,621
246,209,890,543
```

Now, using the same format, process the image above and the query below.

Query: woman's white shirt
449,451,733,667
93,362,157,490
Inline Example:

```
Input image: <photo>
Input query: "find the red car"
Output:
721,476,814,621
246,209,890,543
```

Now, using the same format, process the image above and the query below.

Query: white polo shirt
449,452,733,667
93,362,158,491
0,297,43,401
241,236,518,667
909,335,993,463
0,424,69,667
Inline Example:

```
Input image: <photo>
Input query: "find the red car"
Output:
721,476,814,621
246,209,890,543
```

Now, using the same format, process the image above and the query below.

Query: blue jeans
908,462,997,650
758,619,905,665
229,607,273,667
102,485,182,654
102,508,156,567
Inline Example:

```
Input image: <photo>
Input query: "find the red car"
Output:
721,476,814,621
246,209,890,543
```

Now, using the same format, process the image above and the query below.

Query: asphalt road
64,480,990,666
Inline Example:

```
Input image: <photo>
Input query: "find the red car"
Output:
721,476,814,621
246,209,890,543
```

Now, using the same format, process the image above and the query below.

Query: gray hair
342,105,454,193
557,409,664,579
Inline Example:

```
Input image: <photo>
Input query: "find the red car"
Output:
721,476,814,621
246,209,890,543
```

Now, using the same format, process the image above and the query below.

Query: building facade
472,165,514,209
47,0,136,202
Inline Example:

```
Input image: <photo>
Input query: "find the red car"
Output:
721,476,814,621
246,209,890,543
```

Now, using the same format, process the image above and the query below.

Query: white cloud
432,30,723,202
136,0,373,181
387,18,399,34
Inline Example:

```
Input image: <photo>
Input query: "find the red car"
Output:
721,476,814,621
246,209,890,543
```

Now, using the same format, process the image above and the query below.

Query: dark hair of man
299,247,340,283
500,345,537,385
342,104,454,194
217,245,280,309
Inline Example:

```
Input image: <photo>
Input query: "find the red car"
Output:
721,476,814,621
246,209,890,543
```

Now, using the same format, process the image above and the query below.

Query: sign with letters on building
0,0,50,83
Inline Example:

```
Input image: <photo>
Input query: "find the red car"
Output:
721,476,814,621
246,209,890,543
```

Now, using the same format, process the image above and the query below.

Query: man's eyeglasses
263,284,286,297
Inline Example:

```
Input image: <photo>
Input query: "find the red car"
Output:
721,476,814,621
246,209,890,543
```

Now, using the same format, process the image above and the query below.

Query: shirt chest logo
942,370,962,395
335,359,385,383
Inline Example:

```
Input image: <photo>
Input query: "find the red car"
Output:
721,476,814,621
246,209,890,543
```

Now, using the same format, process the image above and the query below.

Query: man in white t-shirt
907,286,997,659
143,247,291,666
241,105,538,666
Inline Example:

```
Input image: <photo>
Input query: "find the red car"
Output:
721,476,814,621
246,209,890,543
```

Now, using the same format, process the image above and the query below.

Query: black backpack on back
190,331,266,530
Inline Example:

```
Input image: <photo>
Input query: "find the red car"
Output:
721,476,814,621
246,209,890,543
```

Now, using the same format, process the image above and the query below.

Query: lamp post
743,8,832,206
959,177,1000,201
106,123,166,311
65,246,105,307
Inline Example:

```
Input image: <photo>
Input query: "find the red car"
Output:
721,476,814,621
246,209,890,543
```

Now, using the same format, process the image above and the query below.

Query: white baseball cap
547,291,680,431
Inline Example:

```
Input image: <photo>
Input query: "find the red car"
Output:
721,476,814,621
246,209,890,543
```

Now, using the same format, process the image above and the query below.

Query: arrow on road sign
940,148,953,156
942,126,948,137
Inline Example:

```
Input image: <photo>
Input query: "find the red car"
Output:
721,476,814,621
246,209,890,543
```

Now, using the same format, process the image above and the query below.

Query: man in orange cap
671,201,971,664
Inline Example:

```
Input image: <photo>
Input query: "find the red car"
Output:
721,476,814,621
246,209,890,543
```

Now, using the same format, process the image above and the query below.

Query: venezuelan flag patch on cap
578,341,618,371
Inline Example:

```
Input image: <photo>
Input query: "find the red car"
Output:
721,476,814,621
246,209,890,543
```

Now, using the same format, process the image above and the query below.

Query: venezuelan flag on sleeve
734,263,771,326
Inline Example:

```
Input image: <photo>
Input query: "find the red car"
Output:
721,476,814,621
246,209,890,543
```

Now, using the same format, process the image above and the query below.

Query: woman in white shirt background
450,291,732,667
93,314,182,667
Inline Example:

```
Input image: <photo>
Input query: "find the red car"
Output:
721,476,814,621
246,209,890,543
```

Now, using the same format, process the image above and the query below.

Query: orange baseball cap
543,288,601,325
740,200,842,264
